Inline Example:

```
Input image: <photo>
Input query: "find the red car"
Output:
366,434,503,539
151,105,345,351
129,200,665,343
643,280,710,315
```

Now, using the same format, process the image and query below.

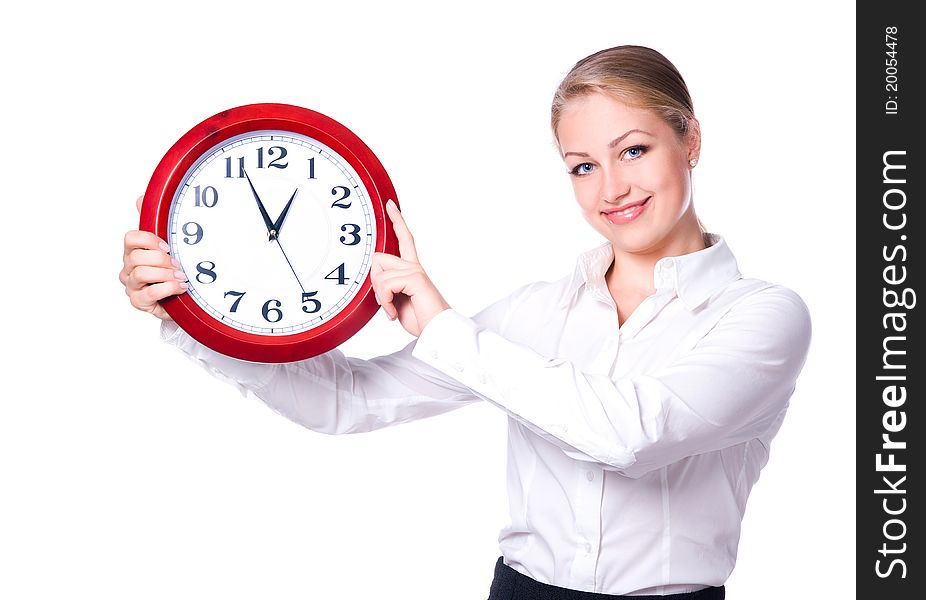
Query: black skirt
487,557,725,600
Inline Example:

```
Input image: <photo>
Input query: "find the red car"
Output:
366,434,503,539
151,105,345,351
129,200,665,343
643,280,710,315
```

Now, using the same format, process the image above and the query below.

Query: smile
603,197,650,224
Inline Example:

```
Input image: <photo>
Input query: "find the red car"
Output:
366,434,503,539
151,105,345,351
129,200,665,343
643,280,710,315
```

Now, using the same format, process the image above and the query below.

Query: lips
602,197,650,224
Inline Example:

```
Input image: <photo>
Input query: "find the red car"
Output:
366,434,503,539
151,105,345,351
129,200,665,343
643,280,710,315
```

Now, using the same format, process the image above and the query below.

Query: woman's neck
606,229,708,296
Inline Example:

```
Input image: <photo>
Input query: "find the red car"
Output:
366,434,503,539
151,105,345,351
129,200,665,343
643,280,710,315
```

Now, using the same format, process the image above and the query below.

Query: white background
1,1,854,598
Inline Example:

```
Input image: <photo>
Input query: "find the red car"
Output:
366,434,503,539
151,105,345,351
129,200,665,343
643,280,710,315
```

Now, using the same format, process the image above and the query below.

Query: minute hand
243,169,276,240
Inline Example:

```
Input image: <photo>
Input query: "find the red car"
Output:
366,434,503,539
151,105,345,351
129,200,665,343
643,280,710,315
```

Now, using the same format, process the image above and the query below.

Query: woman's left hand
370,200,450,337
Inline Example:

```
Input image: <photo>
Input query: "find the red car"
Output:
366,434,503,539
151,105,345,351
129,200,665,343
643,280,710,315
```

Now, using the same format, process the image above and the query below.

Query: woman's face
557,93,701,258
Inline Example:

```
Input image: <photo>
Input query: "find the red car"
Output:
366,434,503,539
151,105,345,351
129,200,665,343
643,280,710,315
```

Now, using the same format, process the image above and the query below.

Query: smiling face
557,92,703,259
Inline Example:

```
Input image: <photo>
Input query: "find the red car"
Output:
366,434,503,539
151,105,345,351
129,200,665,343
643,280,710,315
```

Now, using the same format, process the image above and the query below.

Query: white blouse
162,234,811,595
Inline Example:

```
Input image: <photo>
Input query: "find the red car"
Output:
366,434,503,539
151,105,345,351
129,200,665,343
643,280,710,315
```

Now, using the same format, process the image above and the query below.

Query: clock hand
242,173,304,292
243,169,277,240
274,238,306,293
272,188,299,239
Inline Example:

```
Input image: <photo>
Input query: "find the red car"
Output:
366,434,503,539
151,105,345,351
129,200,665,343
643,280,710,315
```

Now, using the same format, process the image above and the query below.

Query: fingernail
174,271,187,281
387,199,397,210
170,257,181,269
159,241,170,253
179,281,189,290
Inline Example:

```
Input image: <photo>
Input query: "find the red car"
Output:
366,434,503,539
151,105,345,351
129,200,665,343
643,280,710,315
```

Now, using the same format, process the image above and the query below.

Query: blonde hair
551,45,708,238
551,45,694,139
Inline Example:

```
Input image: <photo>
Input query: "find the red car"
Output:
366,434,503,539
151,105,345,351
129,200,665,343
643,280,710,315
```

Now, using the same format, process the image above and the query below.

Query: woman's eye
569,163,595,176
623,145,648,160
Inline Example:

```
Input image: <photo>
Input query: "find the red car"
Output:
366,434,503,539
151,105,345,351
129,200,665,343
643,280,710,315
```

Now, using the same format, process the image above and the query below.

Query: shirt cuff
411,308,635,470
160,320,277,394
412,309,489,391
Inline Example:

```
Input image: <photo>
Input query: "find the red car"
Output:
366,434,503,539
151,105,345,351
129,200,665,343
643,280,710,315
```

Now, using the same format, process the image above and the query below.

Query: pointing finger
386,199,419,263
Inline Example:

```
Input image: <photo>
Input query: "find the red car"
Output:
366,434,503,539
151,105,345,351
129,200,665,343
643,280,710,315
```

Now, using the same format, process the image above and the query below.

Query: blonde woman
121,45,811,599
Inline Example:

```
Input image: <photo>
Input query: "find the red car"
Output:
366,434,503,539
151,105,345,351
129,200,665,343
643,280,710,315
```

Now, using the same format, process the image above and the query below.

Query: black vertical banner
857,2,923,597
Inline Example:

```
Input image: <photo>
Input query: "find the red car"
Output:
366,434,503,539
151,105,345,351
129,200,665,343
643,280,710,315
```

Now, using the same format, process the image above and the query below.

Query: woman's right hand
120,196,188,321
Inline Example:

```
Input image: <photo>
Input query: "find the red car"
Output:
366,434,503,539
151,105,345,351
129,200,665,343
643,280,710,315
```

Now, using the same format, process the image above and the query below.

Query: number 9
182,221,203,245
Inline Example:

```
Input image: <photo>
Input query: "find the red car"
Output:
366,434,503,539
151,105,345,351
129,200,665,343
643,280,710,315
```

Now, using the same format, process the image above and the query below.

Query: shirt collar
559,234,742,311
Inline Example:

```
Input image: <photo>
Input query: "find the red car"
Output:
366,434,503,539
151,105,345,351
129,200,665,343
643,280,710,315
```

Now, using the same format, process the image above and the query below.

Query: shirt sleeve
160,286,523,435
411,285,812,478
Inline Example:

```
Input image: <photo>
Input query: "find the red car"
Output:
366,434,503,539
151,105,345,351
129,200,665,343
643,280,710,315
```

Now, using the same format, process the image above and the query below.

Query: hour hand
272,188,299,239
243,169,276,240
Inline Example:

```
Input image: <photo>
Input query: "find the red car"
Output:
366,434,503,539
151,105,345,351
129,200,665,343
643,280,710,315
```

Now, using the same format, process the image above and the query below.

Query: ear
686,117,702,164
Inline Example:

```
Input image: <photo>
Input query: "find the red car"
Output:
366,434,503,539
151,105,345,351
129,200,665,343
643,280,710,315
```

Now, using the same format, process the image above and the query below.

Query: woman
121,45,811,598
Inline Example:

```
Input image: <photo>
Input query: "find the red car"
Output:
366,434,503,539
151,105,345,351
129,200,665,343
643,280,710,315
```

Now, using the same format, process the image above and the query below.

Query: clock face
167,130,376,336
141,103,398,362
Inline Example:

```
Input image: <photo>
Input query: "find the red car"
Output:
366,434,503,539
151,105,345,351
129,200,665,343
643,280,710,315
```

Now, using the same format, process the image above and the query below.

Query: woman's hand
119,196,187,321
371,200,450,337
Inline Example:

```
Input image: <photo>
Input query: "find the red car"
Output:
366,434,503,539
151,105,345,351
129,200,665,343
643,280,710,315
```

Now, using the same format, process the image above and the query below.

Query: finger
124,230,170,259
370,265,419,322
373,269,429,321
374,271,412,296
136,195,144,214
125,265,187,292
371,255,402,320
369,254,387,307
385,199,419,263
372,251,416,270
371,279,398,320
370,252,417,284
130,280,188,313
371,254,420,286
121,246,177,285
370,252,385,304
123,248,177,274
371,264,398,315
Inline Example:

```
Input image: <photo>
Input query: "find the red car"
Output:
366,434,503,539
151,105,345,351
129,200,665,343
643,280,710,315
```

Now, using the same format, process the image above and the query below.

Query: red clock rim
139,103,399,363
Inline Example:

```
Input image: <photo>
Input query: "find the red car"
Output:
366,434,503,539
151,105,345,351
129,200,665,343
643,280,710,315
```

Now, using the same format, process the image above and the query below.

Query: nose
599,165,630,204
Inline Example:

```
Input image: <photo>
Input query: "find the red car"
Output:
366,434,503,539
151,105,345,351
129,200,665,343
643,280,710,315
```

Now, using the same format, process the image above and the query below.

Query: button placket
570,464,604,588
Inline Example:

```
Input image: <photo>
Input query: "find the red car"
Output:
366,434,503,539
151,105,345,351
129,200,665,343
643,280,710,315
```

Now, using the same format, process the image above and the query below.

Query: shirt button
429,349,438,359
586,471,594,482
662,258,675,269
585,542,592,554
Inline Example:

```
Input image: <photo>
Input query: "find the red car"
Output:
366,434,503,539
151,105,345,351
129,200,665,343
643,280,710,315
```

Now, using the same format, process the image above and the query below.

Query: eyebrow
562,129,652,159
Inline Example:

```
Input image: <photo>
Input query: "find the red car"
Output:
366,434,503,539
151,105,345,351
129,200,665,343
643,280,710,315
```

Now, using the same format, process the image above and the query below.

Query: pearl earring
689,158,698,168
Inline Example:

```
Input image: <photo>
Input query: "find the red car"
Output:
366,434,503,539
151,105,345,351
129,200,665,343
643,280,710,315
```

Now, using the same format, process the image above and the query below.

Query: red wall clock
140,103,399,363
